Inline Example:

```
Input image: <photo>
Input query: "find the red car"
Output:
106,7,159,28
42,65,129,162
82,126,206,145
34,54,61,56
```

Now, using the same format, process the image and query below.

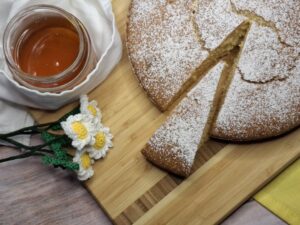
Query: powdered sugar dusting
213,59,300,140
128,0,300,143
194,0,244,50
238,23,298,83
232,0,300,47
127,0,208,109
148,63,224,171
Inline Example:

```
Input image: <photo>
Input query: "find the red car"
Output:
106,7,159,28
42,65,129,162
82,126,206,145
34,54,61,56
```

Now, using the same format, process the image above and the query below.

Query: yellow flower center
87,105,97,117
80,153,92,170
93,132,106,150
71,122,88,140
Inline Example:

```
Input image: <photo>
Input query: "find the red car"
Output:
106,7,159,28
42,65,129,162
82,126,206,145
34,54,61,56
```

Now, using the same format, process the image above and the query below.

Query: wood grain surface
29,0,300,224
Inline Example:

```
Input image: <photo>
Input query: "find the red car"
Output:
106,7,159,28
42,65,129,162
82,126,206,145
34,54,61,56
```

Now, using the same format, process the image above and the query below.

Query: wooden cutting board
30,0,300,224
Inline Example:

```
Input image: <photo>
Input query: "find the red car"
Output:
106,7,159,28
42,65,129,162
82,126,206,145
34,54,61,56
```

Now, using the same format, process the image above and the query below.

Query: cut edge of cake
142,58,238,176
141,25,250,176
126,0,251,112
164,20,251,113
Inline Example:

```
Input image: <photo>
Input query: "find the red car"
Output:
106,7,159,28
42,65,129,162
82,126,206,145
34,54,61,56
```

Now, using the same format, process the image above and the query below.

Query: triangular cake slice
142,62,227,176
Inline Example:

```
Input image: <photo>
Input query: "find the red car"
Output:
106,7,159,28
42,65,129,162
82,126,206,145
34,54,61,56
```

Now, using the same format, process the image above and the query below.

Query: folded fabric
0,0,122,110
255,159,300,225
0,100,34,145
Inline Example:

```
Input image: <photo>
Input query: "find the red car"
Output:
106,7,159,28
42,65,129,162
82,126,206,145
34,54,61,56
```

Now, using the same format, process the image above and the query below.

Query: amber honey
3,5,96,92
17,25,80,77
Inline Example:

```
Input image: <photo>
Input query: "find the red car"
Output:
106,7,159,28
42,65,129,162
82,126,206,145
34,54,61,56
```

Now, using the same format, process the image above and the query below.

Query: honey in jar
3,5,96,92
17,24,80,77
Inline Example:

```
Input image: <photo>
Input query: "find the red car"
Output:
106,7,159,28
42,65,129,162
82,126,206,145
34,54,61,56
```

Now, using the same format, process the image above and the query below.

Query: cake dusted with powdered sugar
127,0,300,176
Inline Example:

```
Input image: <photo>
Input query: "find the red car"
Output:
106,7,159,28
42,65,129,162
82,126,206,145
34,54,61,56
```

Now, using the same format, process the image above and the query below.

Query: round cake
127,0,300,142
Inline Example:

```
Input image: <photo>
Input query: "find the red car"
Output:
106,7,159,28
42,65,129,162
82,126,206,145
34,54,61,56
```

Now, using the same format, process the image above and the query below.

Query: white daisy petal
61,114,97,151
73,151,94,181
77,168,94,181
87,126,114,160
80,95,102,123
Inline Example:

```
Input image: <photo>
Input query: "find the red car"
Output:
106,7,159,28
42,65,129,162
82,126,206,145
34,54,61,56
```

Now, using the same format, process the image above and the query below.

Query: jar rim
3,4,86,84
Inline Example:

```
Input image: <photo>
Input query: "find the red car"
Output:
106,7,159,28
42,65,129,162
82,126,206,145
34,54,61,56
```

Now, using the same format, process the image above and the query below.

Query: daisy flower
73,151,94,181
80,95,102,123
87,126,113,160
61,114,97,151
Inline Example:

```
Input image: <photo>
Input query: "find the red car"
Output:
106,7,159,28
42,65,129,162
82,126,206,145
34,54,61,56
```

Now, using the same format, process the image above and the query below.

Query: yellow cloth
255,159,300,225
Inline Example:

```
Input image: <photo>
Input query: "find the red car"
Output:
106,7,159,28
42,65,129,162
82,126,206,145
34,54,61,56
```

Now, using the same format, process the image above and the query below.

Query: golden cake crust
126,0,208,111
127,0,300,142
142,144,191,177
142,63,225,176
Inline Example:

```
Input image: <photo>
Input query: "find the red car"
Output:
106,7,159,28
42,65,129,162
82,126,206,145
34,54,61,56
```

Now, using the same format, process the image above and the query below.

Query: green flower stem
0,151,45,163
0,135,73,164
2,135,65,150
0,138,53,155
1,144,53,155
33,135,68,150
0,106,80,168
0,122,54,138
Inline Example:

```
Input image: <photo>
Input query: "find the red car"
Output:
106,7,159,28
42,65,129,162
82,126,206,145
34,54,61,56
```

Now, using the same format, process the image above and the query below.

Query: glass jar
3,5,97,92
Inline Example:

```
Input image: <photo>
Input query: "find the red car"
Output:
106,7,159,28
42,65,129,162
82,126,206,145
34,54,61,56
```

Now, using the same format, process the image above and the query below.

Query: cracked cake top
127,0,208,110
127,0,300,141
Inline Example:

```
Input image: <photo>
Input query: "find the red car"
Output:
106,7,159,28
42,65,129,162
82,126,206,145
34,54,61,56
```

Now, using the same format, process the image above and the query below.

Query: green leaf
41,131,73,164
41,131,56,143
42,156,79,171
50,142,67,159
50,123,62,131
41,131,71,147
